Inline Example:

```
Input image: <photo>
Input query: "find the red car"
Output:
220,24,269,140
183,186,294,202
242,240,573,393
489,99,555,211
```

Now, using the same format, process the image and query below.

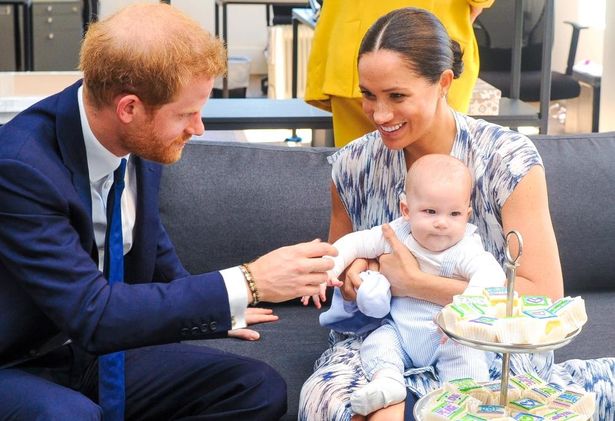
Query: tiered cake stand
414,231,583,418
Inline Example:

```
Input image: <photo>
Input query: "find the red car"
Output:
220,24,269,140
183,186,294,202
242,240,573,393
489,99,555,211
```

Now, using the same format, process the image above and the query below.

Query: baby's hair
359,7,464,83
405,154,473,199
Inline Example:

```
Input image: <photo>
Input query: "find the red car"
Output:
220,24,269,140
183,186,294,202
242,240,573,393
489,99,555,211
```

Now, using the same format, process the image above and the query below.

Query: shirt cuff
220,267,248,329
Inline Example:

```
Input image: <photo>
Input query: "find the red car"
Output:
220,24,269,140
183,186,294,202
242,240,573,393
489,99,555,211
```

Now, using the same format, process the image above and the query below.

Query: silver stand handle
500,230,523,405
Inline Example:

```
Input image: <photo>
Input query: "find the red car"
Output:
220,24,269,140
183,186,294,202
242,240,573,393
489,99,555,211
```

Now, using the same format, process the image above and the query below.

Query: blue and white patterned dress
298,111,615,421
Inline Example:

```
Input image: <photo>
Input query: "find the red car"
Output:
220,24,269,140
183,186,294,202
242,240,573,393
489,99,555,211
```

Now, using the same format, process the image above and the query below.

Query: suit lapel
55,81,97,257
55,81,92,218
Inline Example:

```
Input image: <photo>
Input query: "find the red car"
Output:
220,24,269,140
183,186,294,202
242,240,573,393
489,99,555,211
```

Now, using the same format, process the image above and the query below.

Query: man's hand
248,239,337,303
378,224,420,297
227,307,278,341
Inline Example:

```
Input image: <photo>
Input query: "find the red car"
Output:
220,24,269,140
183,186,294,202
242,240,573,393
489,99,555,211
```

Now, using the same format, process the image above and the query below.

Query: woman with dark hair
304,0,492,147
299,7,615,421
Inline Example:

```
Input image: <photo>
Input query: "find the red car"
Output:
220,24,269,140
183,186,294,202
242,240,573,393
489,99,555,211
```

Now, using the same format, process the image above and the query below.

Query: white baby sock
350,369,406,416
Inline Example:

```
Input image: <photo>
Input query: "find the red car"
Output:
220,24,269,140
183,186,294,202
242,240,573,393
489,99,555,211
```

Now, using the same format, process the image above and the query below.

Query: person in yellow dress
305,0,494,146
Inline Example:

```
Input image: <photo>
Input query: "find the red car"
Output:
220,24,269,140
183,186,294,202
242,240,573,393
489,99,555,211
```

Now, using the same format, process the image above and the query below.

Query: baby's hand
301,282,328,309
327,273,343,288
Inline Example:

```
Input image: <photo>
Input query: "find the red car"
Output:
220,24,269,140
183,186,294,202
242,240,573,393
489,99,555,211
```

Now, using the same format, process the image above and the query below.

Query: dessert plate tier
434,312,582,353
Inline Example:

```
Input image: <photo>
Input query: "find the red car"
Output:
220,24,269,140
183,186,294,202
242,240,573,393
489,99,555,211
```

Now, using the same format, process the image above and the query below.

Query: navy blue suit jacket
0,81,232,367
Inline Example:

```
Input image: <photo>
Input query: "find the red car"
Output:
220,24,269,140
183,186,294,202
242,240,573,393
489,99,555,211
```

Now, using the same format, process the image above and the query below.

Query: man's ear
116,94,142,124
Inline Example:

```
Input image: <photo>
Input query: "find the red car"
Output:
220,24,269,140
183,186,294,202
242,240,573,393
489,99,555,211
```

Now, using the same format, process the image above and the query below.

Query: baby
316,154,506,416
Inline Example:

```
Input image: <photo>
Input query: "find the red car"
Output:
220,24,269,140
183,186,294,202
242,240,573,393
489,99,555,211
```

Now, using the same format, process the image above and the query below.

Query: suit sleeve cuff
220,267,248,329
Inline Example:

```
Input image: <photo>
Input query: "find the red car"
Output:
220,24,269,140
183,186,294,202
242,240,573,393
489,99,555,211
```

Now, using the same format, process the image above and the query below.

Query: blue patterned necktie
99,158,127,421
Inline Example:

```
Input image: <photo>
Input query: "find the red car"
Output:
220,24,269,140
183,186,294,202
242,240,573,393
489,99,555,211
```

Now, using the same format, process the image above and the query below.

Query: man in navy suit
0,3,336,420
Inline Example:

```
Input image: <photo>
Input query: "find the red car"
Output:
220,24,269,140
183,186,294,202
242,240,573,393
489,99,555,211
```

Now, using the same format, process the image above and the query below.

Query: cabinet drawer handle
47,33,54,40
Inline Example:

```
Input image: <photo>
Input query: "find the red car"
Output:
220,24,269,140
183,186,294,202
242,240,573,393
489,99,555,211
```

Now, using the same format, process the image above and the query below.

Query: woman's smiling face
358,49,444,151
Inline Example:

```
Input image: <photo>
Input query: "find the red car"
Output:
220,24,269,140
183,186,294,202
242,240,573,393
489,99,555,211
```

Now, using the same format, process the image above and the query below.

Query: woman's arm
329,182,353,243
500,165,564,300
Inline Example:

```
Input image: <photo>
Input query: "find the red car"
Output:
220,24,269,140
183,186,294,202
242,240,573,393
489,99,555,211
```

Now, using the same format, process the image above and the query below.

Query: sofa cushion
531,132,615,294
160,141,334,274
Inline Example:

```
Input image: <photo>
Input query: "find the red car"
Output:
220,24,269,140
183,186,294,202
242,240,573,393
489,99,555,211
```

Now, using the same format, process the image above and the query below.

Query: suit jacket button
209,321,217,332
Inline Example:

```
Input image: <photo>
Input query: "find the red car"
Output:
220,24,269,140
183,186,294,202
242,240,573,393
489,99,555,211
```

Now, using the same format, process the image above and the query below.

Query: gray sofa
159,132,615,420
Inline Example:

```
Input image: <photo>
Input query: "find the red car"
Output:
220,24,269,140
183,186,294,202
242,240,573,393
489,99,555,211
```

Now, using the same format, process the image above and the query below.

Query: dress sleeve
486,131,543,211
327,134,373,229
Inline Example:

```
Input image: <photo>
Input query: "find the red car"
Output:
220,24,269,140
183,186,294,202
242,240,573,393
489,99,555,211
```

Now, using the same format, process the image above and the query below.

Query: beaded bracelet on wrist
239,263,260,305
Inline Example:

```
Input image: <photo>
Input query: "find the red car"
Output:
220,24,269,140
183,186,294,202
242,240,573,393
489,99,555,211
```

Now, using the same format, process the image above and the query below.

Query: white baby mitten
356,270,392,318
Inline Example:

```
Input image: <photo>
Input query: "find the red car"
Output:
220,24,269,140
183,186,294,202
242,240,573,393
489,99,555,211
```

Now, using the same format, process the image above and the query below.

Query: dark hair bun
450,40,464,79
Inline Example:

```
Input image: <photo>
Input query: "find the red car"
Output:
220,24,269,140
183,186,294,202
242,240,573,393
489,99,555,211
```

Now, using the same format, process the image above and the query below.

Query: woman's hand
378,224,420,297
227,307,279,341
379,224,468,305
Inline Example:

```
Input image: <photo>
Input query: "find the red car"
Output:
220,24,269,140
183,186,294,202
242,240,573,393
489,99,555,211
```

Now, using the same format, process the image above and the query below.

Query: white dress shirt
78,86,247,329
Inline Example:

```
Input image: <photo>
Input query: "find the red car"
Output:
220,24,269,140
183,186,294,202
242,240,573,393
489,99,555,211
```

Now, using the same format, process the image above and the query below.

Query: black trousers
0,342,287,420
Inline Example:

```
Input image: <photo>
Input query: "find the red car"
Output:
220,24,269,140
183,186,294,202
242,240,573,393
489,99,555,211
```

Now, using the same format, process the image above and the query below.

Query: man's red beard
123,129,192,164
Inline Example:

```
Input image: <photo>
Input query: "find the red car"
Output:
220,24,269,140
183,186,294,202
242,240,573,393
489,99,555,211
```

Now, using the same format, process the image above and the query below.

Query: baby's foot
350,376,406,415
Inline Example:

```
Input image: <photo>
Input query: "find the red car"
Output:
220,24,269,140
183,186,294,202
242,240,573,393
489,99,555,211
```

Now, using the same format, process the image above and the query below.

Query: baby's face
403,180,471,252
